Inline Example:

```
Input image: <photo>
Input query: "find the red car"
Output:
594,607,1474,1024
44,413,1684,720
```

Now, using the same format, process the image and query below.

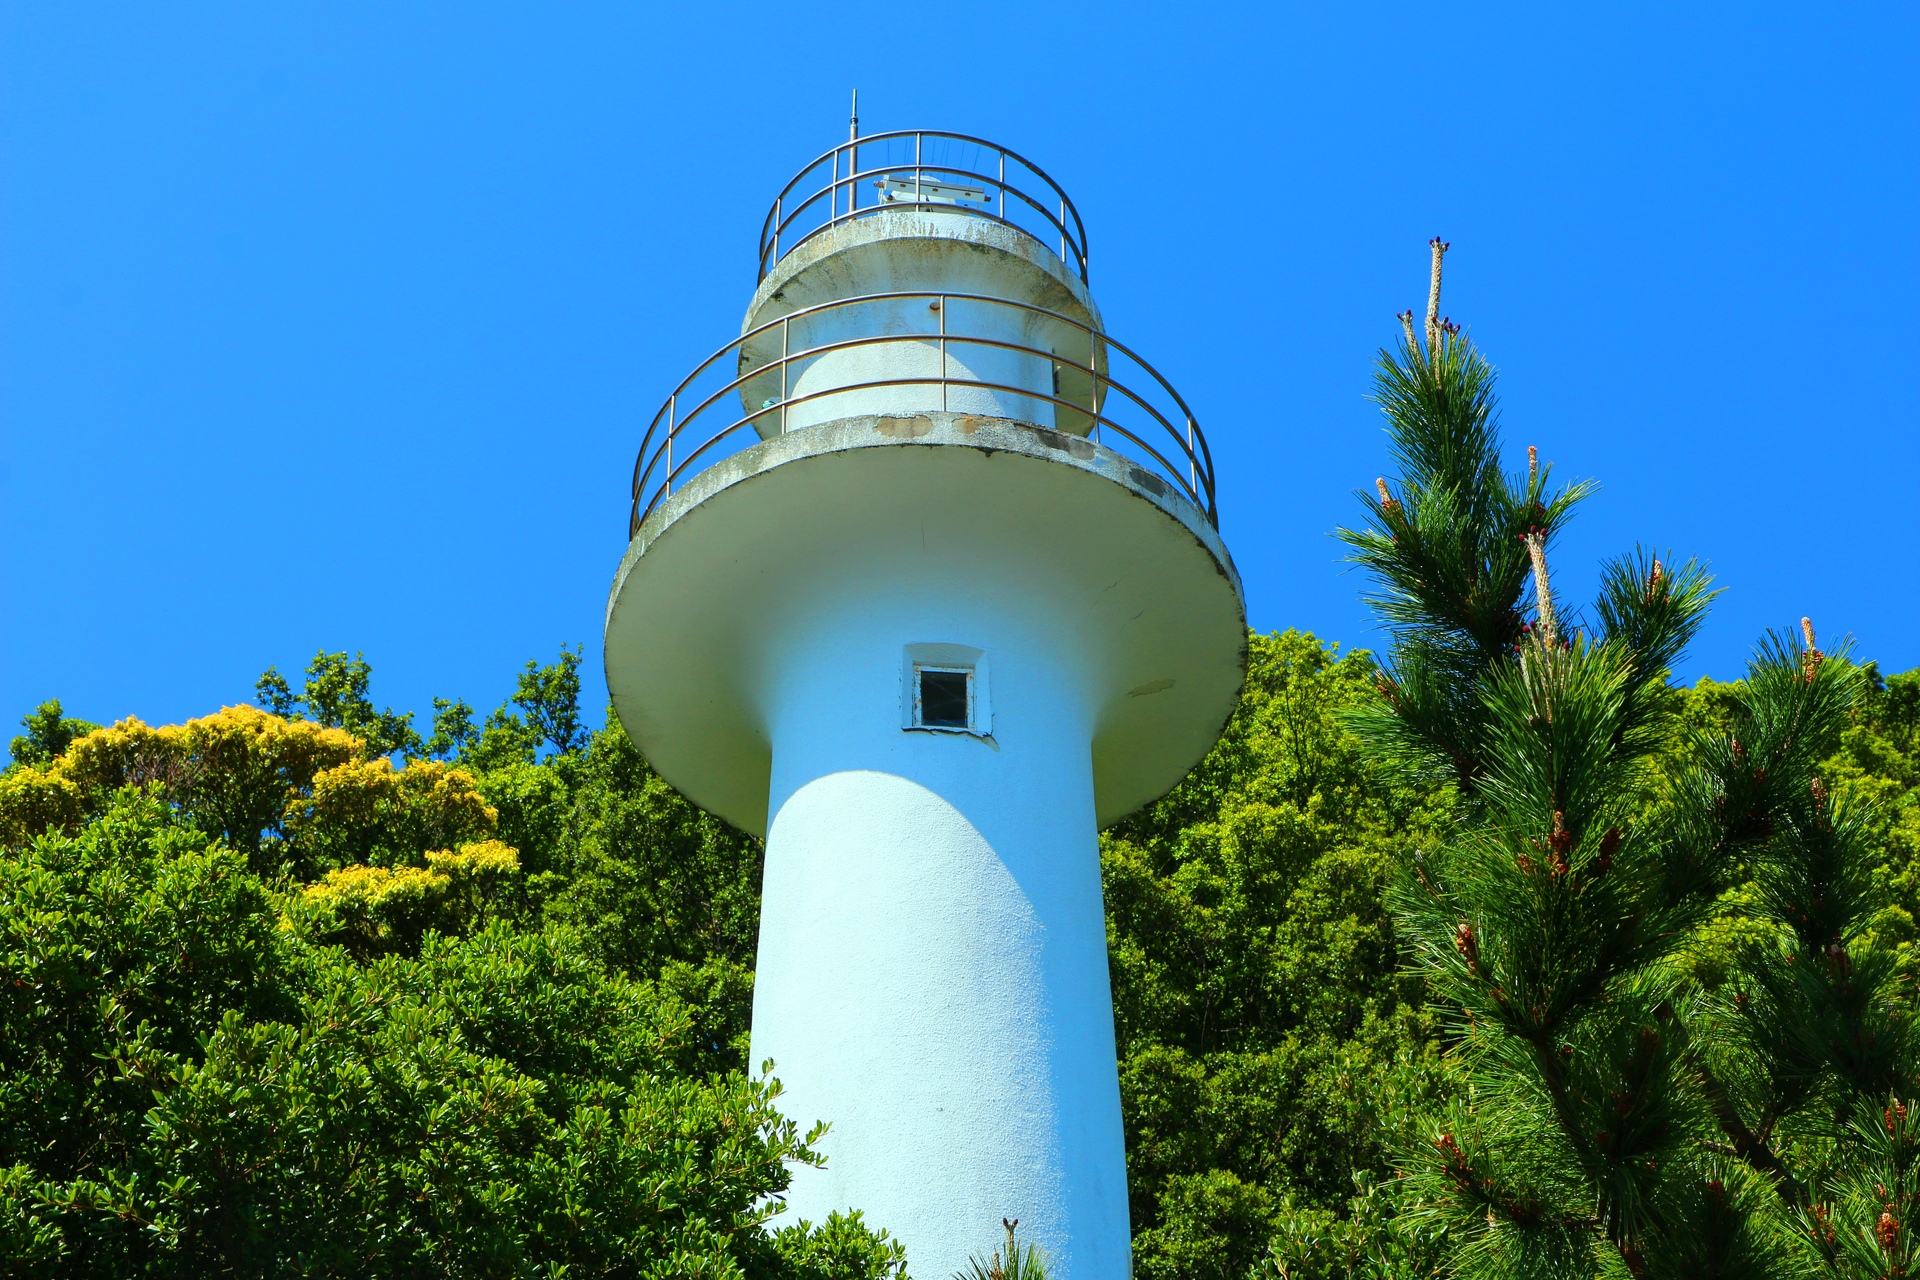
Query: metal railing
628,291,1214,537
758,131,1090,284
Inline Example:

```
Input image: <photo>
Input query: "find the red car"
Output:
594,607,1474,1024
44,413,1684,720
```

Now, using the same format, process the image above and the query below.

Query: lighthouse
603,124,1245,1278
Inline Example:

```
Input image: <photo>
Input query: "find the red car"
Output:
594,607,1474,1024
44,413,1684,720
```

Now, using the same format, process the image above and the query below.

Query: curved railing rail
758,131,1090,284
628,291,1214,537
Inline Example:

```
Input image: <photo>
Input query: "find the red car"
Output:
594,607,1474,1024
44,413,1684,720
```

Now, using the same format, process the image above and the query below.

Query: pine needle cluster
954,1218,1050,1280
1342,242,1913,1278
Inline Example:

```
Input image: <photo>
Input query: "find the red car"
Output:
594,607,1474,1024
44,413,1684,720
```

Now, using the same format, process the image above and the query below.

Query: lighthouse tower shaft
605,132,1245,1279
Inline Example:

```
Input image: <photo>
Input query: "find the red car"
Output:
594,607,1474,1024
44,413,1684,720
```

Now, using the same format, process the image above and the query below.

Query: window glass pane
918,669,970,728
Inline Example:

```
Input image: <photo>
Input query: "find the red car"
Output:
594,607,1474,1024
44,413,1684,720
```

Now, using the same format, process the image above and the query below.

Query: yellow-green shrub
285,757,496,871
0,768,84,847
428,839,522,931
3,706,358,854
296,840,522,954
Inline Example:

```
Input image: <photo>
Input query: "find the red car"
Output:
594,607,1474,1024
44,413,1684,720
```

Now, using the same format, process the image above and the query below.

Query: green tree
512,645,586,758
1104,630,1452,1279
1345,240,1908,1277
257,650,421,758
7,699,99,770
425,696,480,761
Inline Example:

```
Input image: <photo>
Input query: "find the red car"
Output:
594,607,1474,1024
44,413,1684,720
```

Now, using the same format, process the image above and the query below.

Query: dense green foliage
0,670,899,1279
5,633,1916,1277
1101,630,1451,1279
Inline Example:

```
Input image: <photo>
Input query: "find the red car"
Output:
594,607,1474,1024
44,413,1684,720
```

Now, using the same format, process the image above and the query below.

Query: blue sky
3,3,1914,735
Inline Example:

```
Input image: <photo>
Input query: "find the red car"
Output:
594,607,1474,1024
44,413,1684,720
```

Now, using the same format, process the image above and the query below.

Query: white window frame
900,643,991,738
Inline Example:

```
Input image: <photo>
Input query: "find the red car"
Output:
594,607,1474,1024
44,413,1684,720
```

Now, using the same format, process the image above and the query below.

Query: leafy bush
0,651,904,1278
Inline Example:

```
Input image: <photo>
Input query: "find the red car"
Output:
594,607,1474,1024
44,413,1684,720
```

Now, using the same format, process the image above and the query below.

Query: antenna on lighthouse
846,91,860,215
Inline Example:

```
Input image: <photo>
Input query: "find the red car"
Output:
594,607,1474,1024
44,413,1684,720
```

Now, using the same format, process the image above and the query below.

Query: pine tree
1342,242,1911,1278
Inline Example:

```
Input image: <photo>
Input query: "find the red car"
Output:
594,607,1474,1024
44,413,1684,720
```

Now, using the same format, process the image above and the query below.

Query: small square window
901,644,989,737
916,667,972,729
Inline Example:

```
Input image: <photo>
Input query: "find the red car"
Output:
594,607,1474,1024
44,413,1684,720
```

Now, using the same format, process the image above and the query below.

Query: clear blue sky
3,4,1914,736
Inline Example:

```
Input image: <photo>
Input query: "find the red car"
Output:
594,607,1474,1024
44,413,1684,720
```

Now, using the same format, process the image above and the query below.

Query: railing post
1187,420,1198,494
914,133,922,203
781,317,790,435
773,195,781,262
665,395,675,498
938,295,947,413
1091,364,1102,445
998,150,1006,221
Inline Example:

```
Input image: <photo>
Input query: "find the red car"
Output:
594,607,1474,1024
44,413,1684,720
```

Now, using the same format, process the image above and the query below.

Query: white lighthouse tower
604,123,1245,1279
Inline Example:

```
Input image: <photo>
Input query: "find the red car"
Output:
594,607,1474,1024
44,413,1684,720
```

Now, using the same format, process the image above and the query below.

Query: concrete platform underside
606,411,1246,836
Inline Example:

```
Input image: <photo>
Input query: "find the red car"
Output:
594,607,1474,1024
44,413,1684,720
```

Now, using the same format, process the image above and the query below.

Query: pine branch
1697,1062,1806,1206
1339,271,1595,793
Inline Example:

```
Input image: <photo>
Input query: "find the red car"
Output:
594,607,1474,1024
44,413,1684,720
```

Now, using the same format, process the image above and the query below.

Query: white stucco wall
751,573,1130,1279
